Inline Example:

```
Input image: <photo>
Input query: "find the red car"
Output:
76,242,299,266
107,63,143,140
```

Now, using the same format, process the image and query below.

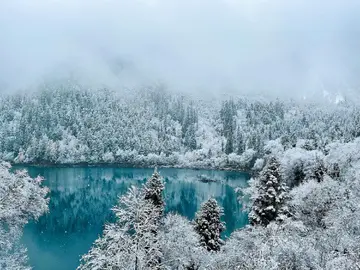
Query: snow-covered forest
2,0,360,269
2,83,360,269
3,132,360,269
75,137,360,269
1,83,359,170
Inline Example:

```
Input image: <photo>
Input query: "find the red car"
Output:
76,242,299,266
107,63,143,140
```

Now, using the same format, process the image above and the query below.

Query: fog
1,0,360,99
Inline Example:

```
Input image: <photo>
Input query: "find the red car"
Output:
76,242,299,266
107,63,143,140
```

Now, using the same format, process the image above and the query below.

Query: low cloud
1,0,360,99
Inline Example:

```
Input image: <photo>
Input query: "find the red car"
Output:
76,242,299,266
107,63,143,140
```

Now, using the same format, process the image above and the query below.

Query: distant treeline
0,83,359,169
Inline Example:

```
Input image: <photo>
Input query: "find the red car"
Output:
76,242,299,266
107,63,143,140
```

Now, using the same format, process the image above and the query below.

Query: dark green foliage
185,261,200,270
293,163,306,187
143,169,165,269
184,124,197,150
220,100,237,154
312,157,327,183
249,157,289,226
144,169,165,212
236,127,245,155
329,163,340,178
194,198,225,252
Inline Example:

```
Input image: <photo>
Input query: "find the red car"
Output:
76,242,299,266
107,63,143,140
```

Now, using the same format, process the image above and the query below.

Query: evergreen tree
79,186,163,270
144,168,165,210
194,198,225,252
143,169,165,269
224,125,234,155
302,139,315,151
184,124,197,150
220,100,237,155
236,127,245,155
280,135,291,149
329,162,340,178
249,156,288,226
313,157,327,183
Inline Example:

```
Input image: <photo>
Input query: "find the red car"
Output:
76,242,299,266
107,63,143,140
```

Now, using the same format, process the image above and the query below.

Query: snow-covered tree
0,162,49,270
0,226,31,270
144,168,165,213
79,169,166,270
249,156,288,226
142,169,165,269
160,214,205,270
224,138,360,269
194,198,225,252
0,163,49,224
78,186,163,270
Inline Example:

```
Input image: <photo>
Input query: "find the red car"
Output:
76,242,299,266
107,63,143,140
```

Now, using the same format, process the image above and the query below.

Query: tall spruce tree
220,100,237,154
194,198,225,252
236,126,245,155
144,168,165,213
79,170,165,270
143,168,165,269
249,156,288,226
225,123,234,155
78,186,163,270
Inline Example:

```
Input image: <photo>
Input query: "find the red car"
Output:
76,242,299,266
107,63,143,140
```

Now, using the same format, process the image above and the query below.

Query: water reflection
19,166,249,270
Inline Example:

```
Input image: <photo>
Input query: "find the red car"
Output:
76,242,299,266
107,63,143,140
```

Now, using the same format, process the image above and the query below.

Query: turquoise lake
19,166,249,270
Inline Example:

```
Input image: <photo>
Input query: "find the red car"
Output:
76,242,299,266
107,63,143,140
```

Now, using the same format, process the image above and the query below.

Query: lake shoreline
11,161,251,174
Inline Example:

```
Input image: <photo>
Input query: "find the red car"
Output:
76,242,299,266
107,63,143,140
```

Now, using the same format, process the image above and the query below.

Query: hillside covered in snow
1,82,360,170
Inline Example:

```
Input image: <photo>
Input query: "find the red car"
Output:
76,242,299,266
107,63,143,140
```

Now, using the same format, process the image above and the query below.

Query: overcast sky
1,0,360,99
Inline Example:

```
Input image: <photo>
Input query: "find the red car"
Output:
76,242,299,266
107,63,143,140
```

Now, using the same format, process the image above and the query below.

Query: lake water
19,166,249,270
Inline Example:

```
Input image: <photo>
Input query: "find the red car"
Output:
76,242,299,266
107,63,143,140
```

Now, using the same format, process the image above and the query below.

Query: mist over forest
1,0,360,100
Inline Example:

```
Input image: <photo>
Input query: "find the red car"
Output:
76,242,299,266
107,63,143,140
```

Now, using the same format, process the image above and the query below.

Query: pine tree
225,123,234,155
249,156,288,226
194,198,225,252
184,124,197,150
329,162,340,178
79,170,166,270
220,100,237,155
302,139,315,151
143,169,165,269
79,186,163,270
236,127,245,155
144,168,165,213
313,157,327,183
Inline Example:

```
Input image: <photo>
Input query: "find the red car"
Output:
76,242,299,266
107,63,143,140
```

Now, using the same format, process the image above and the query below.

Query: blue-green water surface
20,166,249,270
